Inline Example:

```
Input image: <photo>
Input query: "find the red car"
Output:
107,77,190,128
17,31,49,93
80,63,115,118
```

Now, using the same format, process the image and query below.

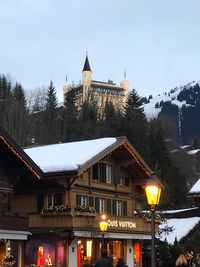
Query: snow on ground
189,178,200,193
24,137,117,173
159,217,200,244
143,81,197,120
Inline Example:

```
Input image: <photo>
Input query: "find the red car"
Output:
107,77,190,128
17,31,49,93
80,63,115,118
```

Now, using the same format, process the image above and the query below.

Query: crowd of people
175,251,200,267
95,250,128,267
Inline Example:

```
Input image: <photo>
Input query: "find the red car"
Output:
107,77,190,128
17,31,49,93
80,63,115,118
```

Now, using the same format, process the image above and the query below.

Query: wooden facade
10,137,157,267
0,129,159,267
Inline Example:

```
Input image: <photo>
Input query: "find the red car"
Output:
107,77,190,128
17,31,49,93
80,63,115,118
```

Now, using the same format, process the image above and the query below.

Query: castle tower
120,69,129,107
82,55,92,101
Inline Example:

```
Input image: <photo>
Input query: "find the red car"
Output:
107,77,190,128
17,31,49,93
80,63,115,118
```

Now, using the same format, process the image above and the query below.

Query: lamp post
99,213,108,251
144,177,162,267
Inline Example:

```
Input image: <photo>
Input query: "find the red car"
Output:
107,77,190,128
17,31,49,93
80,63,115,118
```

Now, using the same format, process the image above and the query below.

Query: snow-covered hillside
143,80,200,121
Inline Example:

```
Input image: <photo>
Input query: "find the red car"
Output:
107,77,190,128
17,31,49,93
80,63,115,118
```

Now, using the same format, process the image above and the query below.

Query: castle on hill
63,55,129,115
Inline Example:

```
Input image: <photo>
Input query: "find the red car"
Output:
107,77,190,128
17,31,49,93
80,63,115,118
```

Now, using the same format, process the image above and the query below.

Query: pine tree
99,101,124,137
44,81,58,143
6,82,29,146
124,88,148,158
78,100,99,140
62,89,79,141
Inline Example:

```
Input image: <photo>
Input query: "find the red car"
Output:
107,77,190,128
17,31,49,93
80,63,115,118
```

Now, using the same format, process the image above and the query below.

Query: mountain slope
142,81,200,145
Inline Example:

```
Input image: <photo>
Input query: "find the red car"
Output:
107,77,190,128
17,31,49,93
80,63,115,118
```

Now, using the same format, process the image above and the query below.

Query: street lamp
99,213,108,251
144,177,162,267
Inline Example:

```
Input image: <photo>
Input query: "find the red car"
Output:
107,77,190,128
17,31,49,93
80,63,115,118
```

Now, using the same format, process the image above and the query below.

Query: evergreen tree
44,81,58,143
100,100,124,137
124,88,148,158
62,89,79,141
6,82,29,146
78,100,99,140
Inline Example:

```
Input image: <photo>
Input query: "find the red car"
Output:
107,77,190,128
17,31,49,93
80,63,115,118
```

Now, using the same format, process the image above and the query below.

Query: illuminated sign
108,220,136,229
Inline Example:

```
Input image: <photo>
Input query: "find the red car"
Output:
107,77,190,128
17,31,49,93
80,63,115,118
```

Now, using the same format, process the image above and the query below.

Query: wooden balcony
29,211,152,234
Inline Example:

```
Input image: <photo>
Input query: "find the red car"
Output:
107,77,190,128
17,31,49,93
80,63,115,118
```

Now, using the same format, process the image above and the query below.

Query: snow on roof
187,149,200,155
189,178,200,193
24,137,117,173
164,207,199,214
159,217,200,244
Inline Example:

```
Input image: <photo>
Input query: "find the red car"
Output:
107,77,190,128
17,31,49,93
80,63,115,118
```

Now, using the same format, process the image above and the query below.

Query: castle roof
82,55,92,71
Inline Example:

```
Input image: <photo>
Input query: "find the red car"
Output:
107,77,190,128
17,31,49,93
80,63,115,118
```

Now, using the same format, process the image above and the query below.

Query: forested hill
142,81,200,145
0,74,195,210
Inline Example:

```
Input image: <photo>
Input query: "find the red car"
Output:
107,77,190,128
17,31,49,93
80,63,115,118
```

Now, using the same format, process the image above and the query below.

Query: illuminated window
86,241,92,257
134,242,141,266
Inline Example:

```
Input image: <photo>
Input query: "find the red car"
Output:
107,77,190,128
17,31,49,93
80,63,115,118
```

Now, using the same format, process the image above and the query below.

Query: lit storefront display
24,238,65,266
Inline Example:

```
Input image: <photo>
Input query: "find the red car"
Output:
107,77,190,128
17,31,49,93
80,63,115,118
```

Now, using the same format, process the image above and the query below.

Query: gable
0,128,42,180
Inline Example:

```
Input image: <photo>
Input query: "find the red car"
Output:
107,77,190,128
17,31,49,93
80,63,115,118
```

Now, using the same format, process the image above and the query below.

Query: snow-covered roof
189,178,200,193
159,217,200,244
164,207,198,214
187,149,200,155
24,137,117,173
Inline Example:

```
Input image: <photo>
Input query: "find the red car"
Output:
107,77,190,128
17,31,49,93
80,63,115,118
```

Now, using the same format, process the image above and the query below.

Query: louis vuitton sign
108,220,136,229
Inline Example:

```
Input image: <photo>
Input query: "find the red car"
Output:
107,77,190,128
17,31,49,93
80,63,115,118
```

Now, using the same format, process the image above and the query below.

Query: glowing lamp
145,179,161,209
99,214,108,233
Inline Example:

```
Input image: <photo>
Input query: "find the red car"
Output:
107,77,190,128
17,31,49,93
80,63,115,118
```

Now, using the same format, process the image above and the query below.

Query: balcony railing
29,211,152,234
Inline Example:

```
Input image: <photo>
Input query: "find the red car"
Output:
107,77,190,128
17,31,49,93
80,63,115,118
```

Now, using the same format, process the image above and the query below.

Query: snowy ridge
143,80,200,121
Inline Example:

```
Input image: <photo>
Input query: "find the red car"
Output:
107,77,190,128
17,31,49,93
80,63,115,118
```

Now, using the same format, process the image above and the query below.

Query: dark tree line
0,74,188,209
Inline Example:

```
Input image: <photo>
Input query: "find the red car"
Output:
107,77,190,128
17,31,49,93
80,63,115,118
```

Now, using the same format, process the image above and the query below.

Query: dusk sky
0,0,200,100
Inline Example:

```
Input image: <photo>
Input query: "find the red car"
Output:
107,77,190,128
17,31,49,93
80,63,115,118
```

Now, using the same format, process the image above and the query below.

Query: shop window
134,242,141,266
77,239,93,267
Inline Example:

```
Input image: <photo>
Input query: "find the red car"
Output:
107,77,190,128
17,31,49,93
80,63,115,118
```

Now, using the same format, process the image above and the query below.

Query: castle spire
82,54,92,72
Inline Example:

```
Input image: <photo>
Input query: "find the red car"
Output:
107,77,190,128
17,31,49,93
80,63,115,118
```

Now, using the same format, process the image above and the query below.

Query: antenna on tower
66,75,67,82
124,69,127,79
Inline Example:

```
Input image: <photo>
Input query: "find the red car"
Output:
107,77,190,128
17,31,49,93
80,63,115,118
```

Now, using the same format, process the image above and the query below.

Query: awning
73,230,151,240
0,229,31,240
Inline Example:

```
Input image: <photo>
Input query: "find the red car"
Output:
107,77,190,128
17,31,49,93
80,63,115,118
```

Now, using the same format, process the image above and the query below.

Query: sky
0,0,200,101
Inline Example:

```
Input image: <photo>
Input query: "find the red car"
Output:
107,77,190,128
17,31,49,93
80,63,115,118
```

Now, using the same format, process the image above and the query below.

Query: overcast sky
0,0,200,100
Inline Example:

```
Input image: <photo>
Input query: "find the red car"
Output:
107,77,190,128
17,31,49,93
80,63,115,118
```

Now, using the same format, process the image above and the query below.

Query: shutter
76,194,81,206
92,164,98,180
37,194,44,212
100,163,106,183
125,177,130,187
55,193,62,205
107,199,111,214
89,196,94,207
95,197,100,212
123,201,127,216
113,164,121,184
112,200,117,215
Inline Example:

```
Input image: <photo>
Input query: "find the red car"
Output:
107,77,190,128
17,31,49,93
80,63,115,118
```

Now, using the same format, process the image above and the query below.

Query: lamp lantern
99,213,108,251
145,178,162,211
144,175,162,267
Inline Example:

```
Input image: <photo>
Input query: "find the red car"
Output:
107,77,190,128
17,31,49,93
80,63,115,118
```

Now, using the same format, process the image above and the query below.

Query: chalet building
63,55,129,116
0,127,42,266
0,130,160,267
10,136,157,267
